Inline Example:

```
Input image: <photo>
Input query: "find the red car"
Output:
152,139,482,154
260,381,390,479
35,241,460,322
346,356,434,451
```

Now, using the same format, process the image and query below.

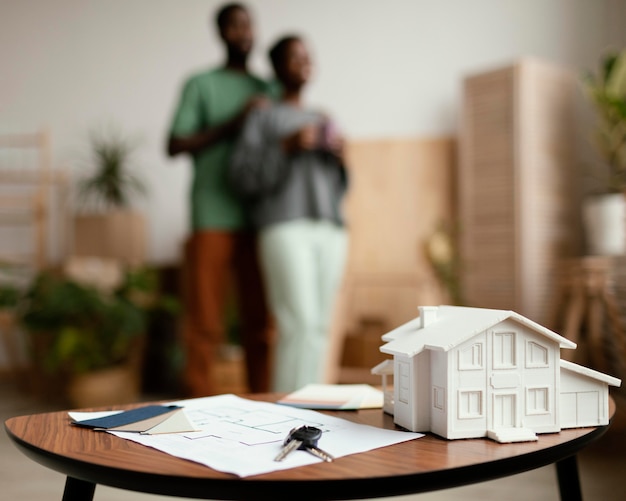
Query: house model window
459,343,483,370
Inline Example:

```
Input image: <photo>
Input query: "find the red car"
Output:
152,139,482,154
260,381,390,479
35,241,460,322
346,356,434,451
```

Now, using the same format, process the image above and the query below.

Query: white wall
2,0,625,264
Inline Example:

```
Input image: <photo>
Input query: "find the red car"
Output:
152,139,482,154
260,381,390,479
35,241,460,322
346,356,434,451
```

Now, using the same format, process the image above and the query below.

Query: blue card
72,405,182,429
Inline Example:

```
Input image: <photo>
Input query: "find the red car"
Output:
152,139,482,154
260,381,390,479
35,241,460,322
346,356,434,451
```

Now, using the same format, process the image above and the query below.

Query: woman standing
229,35,348,392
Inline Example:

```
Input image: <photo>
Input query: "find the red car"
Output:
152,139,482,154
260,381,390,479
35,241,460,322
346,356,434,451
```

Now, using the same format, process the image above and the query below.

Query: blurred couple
166,3,348,396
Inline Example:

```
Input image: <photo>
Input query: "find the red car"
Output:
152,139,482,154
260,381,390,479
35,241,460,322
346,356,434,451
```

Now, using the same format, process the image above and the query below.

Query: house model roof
560,359,621,387
380,305,577,357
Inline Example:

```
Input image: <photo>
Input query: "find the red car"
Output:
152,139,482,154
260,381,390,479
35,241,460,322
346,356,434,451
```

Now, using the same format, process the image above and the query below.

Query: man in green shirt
166,3,273,396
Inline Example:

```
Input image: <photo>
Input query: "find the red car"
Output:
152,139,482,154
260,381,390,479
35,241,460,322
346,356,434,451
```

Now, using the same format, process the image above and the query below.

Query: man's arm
167,95,269,157
167,120,238,157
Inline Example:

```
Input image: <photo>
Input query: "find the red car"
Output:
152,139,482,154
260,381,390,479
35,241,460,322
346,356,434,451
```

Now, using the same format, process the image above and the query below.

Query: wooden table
4,394,616,501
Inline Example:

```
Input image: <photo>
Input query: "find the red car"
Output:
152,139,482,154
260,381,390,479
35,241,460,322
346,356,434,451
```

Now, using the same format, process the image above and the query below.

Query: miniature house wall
373,305,621,443
559,359,617,429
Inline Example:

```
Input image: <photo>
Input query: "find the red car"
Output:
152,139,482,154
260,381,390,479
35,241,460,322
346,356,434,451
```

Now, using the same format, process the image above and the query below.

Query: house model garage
371,305,621,443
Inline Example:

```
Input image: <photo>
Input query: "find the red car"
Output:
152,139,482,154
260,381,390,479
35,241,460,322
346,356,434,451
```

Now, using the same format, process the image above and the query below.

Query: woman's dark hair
215,3,246,31
268,35,301,74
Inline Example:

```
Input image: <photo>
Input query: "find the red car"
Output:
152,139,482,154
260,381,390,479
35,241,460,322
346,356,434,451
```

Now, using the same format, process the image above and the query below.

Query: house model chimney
418,306,439,328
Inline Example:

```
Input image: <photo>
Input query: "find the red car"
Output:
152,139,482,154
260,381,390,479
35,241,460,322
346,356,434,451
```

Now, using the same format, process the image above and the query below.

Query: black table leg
556,454,582,501
62,476,96,501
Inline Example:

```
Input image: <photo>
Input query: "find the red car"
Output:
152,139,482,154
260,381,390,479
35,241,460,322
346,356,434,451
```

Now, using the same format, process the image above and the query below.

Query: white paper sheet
277,383,384,409
85,394,422,477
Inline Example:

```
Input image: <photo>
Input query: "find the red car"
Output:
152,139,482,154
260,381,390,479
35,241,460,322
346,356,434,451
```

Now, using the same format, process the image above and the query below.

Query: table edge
4,415,613,500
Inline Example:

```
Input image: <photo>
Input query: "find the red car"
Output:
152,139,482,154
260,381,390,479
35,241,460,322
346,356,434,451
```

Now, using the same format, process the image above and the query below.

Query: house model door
489,330,521,431
560,391,600,428
487,329,538,442
493,393,517,428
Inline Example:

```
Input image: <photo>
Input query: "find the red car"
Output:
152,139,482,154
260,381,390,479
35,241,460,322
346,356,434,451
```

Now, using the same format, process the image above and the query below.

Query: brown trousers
182,230,273,396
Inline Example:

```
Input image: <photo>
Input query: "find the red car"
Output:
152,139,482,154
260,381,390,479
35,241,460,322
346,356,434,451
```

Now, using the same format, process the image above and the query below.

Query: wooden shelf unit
458,58,581,326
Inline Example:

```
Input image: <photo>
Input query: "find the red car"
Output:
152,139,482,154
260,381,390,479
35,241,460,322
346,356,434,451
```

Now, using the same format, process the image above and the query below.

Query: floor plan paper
106,394,423,477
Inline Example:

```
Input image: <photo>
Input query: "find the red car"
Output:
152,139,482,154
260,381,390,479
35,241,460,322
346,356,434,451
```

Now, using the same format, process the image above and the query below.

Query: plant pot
67,364,141,408
72,209,146,266
582,193,626,256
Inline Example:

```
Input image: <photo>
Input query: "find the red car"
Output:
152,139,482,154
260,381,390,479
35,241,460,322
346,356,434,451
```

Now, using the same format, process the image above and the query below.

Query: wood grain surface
4,394,616,500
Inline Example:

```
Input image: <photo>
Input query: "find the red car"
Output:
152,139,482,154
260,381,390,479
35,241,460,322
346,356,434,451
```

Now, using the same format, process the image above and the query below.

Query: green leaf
602,53,618,84
606,51,626,98
19,269,150,374
76,125,146,212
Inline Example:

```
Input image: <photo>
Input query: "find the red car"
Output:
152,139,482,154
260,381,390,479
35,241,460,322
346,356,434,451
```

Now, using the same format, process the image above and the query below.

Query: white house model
371,305,621,443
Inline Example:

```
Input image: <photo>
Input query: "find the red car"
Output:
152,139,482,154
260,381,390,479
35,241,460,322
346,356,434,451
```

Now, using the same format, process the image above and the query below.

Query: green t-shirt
168,68,272,230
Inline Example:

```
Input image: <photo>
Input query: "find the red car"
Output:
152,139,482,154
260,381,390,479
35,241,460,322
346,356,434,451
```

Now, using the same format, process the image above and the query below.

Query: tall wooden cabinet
459,58,581,327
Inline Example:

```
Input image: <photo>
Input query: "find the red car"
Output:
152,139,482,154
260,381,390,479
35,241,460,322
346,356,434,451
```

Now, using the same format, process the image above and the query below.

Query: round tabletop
4,394,616,500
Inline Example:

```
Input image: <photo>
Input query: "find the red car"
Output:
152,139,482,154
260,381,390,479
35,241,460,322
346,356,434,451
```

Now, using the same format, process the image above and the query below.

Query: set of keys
274,425,334,463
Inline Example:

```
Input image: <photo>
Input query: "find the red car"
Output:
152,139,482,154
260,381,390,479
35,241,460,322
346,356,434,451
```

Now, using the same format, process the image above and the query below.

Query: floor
2,377,626,501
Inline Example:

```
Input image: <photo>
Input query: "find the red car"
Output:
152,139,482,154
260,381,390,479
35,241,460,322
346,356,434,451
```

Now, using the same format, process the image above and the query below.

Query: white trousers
259,219,348,392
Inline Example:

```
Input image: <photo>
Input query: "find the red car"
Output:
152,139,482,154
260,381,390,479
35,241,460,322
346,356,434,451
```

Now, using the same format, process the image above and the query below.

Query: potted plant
18,263,158,407
72,125,148,266
0,282,20,310
424,222,462,305
0,262,35,381
0,282,21,375
581,49,626,255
